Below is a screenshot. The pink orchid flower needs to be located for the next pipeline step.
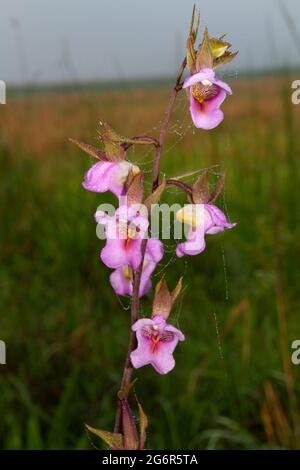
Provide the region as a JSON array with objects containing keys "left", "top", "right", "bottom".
[
  {"left": 95, "top": 205, "right": 149, "bottom": 270},
  {"left": 110, "top": 238, "right": 164, "bottom": 298},
  {"left": 83, "top": 160, "right": 140, "bottom": 196},
  {"left": 183, "top": 67, "right": 232, "bottom": 130},
  {"left": 130, "top": 315, "right": 185, "bottom": 375},
  {"left": 176, "top": 203, "right": 236, "bottom": 257}
]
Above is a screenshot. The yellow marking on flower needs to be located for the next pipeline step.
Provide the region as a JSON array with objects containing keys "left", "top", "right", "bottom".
[
  {"left": 176, "top": 205, "right": 204, "bottom": 228},
  {"left": 123, "top": 265, "right": 132, "bottom": 280},
  {"left": 131, "top": 164, "right": 140, "bottom": 177},
  {"left": 127, "top": 226, "right": 137, "bottom": 239}
]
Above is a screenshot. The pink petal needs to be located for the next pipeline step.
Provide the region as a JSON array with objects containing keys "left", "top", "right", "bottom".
[
  {"left": 189, "top": 90, "right": 226, "bottom": 130},
  {"left": 139, "top": 259, "right": 155, "bottom": 296},
  {"left": 201, "top": 88, "right": 227, "bottom": 112},
  {"left": 150, "top": 337, "right": 180, "bottom": 375},
  {"left": 130, "top": 345, "right": 153, "bottom": 369},
  {"left": 126, "top": 238, "right": 143, "bottom": 270},
  {"left": 100, "top": 239, "right": 129, "bottom": 268},
  {"left": 139, "top": 276, "right": 152, "bottom": 297},
  {"left": 145, "top": 238, "right": 164, "bottom": 263},
  {"left": 176, "top": 227, "right": 206, "bottom": 257},
  {"left": 132, "top": 318, "right": 155, "bottom": 331},
  {"left": 109, "top": 267, "right": 132, "bottom": 296},
  {"left": 214, "top": 77, "right": 233, "bottom": 95},
  {"left": 131, "top": 317, "right": 185, "bottom": 375},
  {"left": 205, "top": 204, "right": 237, "bottom": 234},
  {"left": 164, "top": 324, "right": 185, "bottom": 342},
  {"left": 151, "top": 353, "right": 176, "bottom": 375},
  {"left": 82, "top": 161, "right": 116, "bottom": 193},
  {"left": 94, "top": 210, "right": 112, "bottom": 225},
  {"left": 183, "top": 68, "right": 216, "bottom": 88}
]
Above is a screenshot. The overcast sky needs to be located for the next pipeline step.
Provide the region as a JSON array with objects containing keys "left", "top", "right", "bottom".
[{"left": 0, "top": 0, "right": 299, "bottom": 84}]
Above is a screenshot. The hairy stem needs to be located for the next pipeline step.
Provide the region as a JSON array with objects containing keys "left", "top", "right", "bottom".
[{"left": 114, "top": 57, "right": 187, "bottom": 434}]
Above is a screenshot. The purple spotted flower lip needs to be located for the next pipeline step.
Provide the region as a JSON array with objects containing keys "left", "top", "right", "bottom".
[
  {"left": 176, "top": 203, "right": 236, "bottom": 257},
  {"left": 183, "top": 67, "right": 232, "bottom": 130},
  {"left": 130, "top": 315, "right": 185, "bottom": 375},
  {"left": 95, "top": 205, "right": 149, "bottom": 270},
  {"left": 109, "top": 238, "right": 164, "bottom": 298},
  {"left": 82, "top": 160, "right": 140, "bottom": 196}
]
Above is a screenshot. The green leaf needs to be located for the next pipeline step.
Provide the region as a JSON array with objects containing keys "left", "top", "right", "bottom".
[
  {"left": 69, "top": 138, "right": 107, "bottom": 160},
  {"left": 152, "top": 278, "right": 172, "bottom": 320},
  {"left": 186, "top": 5, "right": 200, "bottom": 73},
  {"left": 186, "top": 37, "right": 197, "bottom": 73},
  {"left": 207, "top": 175, "right": 226, "bottom": 203},
  {"left": 85, "top": 424, "right": 123, "bottom": 449},
  {"left": 126, "top": 172, "right": 144, "bottom": 205},
  {"left": 121, "top": 399, "right": 139, "bottom": 450},
  {"left": 213, "top": 50, "right": 238, "bottom": 69},
  {"left": 196, "top": 27, "right": 213, "bottom": 70},
  {"left": 189, "top": 4, "right": 200, "bottom": 42},
  {"left": 171, "top": 277, "right": 183, "bottom": 305},
  {"left": 118, "top": 378, "right": 138, "bottom": 401},
  {"left": 98, "top": 121, "right": 124, "bottom": 161},
  {"left": 192, "top": 170, "right": 209, "bottom": 203},
  {"left": 137, "top": 401, "right": 148, "bottom": 450}
]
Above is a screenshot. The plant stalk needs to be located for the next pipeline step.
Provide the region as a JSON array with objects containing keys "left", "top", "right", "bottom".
[{"left": 114, "top": 57, "right": 187, "bottom": 434}]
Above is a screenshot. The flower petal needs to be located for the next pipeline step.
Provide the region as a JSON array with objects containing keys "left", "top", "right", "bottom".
[
  {"left": 183, "top": 68, "right": 216, "bottom": 88},
  {"left": 126, "top": 238, "right": 143, "bottom": 270},
  {"left": 176, "top": 226, "right": 206, "bottom": 257},
  {"left": 151, "top": 353, "right": 176, "bottom": 375},
  {"left": 145, "top": 238, "right": 164, "bottom": 263},
  {"left": 100, "top": 239, "right": 129, "bottom": 268},
  {"left": 130, "top": 346, "right": 153, "bottom": 370},
  {"left": 164, "top": 324, "right": 185, "bottom": 342},
  {"left": 189, "top": 90, "right": 226, "bottom": 130},
  {"left": 132, "top": 318, "right": 155, "bottom": 331},
  {"left": 131, "top": 317, "right": 184, "bottom": 375},
  {"left": 205, "top": 204, "right": 237, "bottom": 234},
  {"left": 214, "top": 77, "right": 233, "bottom": 95},
  {"left": 109, "top": 267, "right": 132, "bottom": 296},
  {"left": 82, "top": 161, "right": 116, "bottom": 193}
]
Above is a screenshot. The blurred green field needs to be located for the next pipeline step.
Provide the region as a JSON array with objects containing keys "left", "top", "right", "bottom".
[{"left": 0, "top": 73, "right": 300, "bottom": 450}]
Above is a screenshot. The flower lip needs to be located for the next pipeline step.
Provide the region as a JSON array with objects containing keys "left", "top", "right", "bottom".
[
  {"left": 141, "top": 321, "right": 175, "bottom": 354},
  {"left": 130, "top": 315, "right": 185, "bottom": 374}
]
